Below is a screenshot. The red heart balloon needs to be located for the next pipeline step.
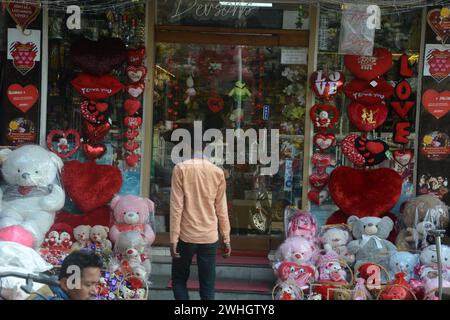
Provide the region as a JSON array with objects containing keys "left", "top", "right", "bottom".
[
  {"left": 80, "top": 100, "right": 108, "bottom": 124},
  {"left": 82, "top": 142, "right": 106, "bottom": 161},
  {"left": 71, "top": 74, "right": 124, "bottom": 100},
  {"left": 82, "top": 120, "right": 111, "bottom": 142},
  {"left": 127, "top": 48, "right": 146, "bottom": 66},
  {"left": 207, "top": 95, "right": 225, "bottom": 113},
  {"left": 313, "top": 133, "right": 336, "bottom": 151},
  {"left": 124, "top": 116, "right": 142, "bottom": 130},
  {"left": 341, "top": 134, "right": 366, "bottom": 167},
  {"left": 127, "top": 82, "right": 145, "bottom": 98},
  {"left": 126, "top": 66, "right": 147, "bottom": 83},
  {"left": 47, "top": 129, "right": 81, "bottom": 159},
  {"left": 309, "top": 172, "right": 330, "bottom": 190},
  {"left": 124, "top": 130, "right": 139, "bottom": 140},
  {"left": 347, "top": 102, "right": 388, "bottom": 132},
  {"left": 124, "top": 99, "right": 141, "bottom": 116},
  {"left": 329, "top": 166, "right": 402, "bottom": 217},
  {"left": 310, "top": 70, "right": 345, "bottom": 100},
  {"left": 310, "top": 104, "right": 340, "bottom": 131},
  {"left": 7, "top": 84, "right": 39, "bottom": 113},
  {"left": 61, "top": 160, "right": 122, "bottom": 212},
  {"left": 124, "top": 141, "right": 139, "bottom": 152},
  {"left": 125, "top": 154, "right": 140, "bottom": 167},
  {"left": 393, "top": 149, "right": 414, "bottom": 167},
  {"left": 344, "top": 48, "right": 393, "bottom": 81},
  {"left": 344, "top": 78, "right": 394, "bottom": 105}
]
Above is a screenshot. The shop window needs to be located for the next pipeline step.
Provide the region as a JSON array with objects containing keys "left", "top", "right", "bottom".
[
  {"left": 151, "top": 9, "right": 310, "bottom": 236},
  {"left": 45, "top": 3, "right": 146, "bottom": 196},
  {"left": 313, "top": 6, "right": 423, "bottom": 224}
]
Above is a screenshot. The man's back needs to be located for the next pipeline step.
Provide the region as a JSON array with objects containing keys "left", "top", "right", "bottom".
[{"left": 170, "top": 158, "right": 230, "bottom": 244}]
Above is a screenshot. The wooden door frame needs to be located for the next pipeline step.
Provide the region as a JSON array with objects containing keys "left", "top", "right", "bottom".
[{"left": 148, "top": 5, "right": 319, "bottom": 253}]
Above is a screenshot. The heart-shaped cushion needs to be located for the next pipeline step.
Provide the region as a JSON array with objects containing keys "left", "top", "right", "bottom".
[
  {"left": 310, "top": 70, "right": 345, "bottom": 100},
  {"left": 70, "top": 37, "right": 127, "bottom": 76},
  {"left": 71, "top": 74, "right": 124, "bottom": 100},
  {"left": 126, "top": 66, "right": 147, "bottom": 83},
  {"left": 124, "top": 99, "right": 141, "bottom": 116},
  {"left": 61, "top": 160, "right": 122, "bottom": 212},
  {"left": 347, "top": 102, "right": 388, "bottom": 132},
  {"left": 344, "top": 48, "right": 393, "bottom": 81},
  {"left": 341, "top": 134, "right": 366, "bottom": 167},
  {"left": 309, "top": 172, "right": 329, "bottom": 190},
  {"left": 127, "top": 82, "right": 145, "bottom": 99},
  {"left": 82, "top": 120, "right": 111, "bottom": 142},
  {"left": 80, "top": 100, "right": 108, "bottom": 124},
  {"left": 329, "top": 166, "right": 402, "bottom": 217},
  {"left": 82, "top": 142, "right": 107, "bottom": 161},
  {"left": 344, "top": 78, "right": 394, "bottom": 105},
  {"left": 393, "top": 149, "right": 414, "bottom": 167},
  {"left": 355, "top": 136, "right": 389, "bottom": 166},
  {"left": 310, "top": 104, "right": 340, "bottom": 131},
  {"left": 313, "top": 133, "right": 336, "bottom": 151}
]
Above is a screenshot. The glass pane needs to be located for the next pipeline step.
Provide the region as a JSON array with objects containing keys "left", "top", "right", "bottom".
[
  {"left": 314, "top": 6, "right": 423, "bottom": 225},
  {"left": 157, "top": 0, "right": 310, "bottom": 30},
  {"left": 151, "top": 42, "right": 308, "bottom": 236},
  {"left": 46, "top": 4, "right": 146, "bottom": 196}
]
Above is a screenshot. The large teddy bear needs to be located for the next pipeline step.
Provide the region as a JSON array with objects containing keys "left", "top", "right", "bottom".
[
  {"left": 347, "top": 216, "right": 397, "bottom": 277},
  {"left": 0, "top": 145, "right": 65, "bottom": 248},
  {"left": 109, "top": 195, "right": 155, "bottom": 245},
  {"left": 396, "top": 194, "right": 449, "bottom": 251}
]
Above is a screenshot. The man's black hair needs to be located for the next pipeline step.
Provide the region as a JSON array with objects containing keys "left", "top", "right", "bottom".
[{"left": 59, "top": 250, "right": 103, "bottom": 280}]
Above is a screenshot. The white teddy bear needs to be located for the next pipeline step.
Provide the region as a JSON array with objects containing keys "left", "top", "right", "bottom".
[
  {"left": 321, "top": 227, "right": 355, "bottom": 265},
  {"left": 0, "top": 145, "right": 65, "bottom": 248}
]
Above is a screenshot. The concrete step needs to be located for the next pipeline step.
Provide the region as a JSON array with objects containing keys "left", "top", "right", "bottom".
[
  {"left": 150, "top": 254, "right": 276, "bottom": 282},
  {"left": 148, "top": 275, "right": 273, "bottom": 300}
]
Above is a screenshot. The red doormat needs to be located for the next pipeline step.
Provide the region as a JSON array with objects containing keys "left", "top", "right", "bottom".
[{"left": 167, "top": 279, "right": 272, "bottom": 293}]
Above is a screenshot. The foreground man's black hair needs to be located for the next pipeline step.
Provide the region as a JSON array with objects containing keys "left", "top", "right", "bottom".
[{"left": 59, "top": 250, "right": 103, "bottom": 280}]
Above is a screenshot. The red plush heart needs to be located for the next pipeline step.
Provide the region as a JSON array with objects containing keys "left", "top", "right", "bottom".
[
  {"left": 71, "top": 74, "right": 124, "bottom": 100},
  {"left": 393, "top": 149, "right": 414, "bottom": 167},
  {"left": 80, "top": 100, "right": 108, "bottom": 124},
  {"left": 47, "top": 129, "right": 81, "bottom": 159},
  {"left": 7, "top": 84, "right": 39, "bottom": 113},
  {"left": 124, "top": 116, "right": 143, "bottom": 130},
  {"left": 96, "top": 102, "right": 109, "bottom": 112},
  {"left": 310, "top": 104, "right": 340, "bottom": 131},
  {"left": 126, "top": 66, "right": 147, "bottom": 83},
  {"left": 127, "top": 82, "right": 145, "bottom": 98},
  {"left": 341, "top": 134, "right": 366, "bottom": 167},
  {"left": 61, "top": 160, "right": 123, "bottom": 212},
  {"left": 124, "top": 141, "right": 139, "bottom": 152},
  {"left": 208, "top": 95, "right": 224, "bottom": 113},
  {"left": 124, "top": 99, "right": 141, "bottom": 116},
  {"left": 427, "top": 9, "right": 450, "bottom": 45},
  {"left": 355, "top": 136, "right": 389, "bottom": 166},
  {"left": 422, "top": 89, "right": 450, "bottom": 119},
  {"left": 329, "top": 166, "right": 402, "bottom": 217},
  {"left": 82, "top": 120, "right": 111, "bottom": 142},
  {"left": 313, "top": 133, "right": 336, "bottom": 151},
  {"left": 308, "top": 189, "right": 328, "bottom": 206},
  {"left": 310, "top": 70, "right": 345, "bottom": 100},
  {"left": 125, "top": 154, "right": 141, "bottom": 167},
  {"left": 344, "top": 48, "right": 393, "bottom": 81},
  {"left": 347, "top": 102, "right": 388, "bottom": 132},
  {"left": 344, "top": 78, "right": 394, "bottom": 105},
  {"left": 312, "top": 153, "right": 332, "bottom": 168},
  {"left": 309, "top": 172, "right": 330, "bottom": 190},
  {"left": 127, "top": 48, "right": 146, "bottom": 66},
  {"left": 70, "top": 37, "right": 127, "bottom": 76},
  {"left": 82, "top": 142, "right": 106, "bottom": 161},
  {"left": 124, "top": 130, "right": 139, "bottom": 140}
]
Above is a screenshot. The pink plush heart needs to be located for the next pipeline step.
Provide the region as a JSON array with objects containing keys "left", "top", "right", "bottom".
[
  {"left": 127, "top": 82, "right": 145, "bottom": 98},
  {"left": 312, "top": 153, "right": 332, "bottom": 168},
  {"left": 126, "top": 66, "right": 147, "bottom": 83},
  {"left": 313, "top": 133, "right": 336, "bottom": 151},
  {"left": 309, "top": 172, "right": 330, "bottom": 190},
  {"left": 124, "top": 116, "right": 143, "bottom": 130}
]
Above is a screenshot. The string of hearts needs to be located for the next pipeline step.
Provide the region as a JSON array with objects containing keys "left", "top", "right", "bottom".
[{"left": 123, "top": 47, "right": 146, "bottom": 168}]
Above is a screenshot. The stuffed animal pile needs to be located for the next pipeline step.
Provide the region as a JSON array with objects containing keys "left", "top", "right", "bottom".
[{"left": 273, "top": 194, "right": 450, "bottom": 301}]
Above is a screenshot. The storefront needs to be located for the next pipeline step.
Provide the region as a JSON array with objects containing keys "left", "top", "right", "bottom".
[{"left": 0, "top": 0, "right": 449, "bottom": 287}]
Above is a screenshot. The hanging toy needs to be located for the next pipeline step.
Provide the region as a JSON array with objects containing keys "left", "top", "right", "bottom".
[
  {"left": 228, "top": 80, "right": 252, "bottom": 102},
  {"left": 184, "top": 75, "right": 196, "bottom": 104}
]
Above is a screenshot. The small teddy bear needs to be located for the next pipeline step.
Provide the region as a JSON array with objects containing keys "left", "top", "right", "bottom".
[
  {"left": 418, "top": 244, "right": 450, "bottom": 281},
  {"left": 317, "top": 253, "right": 347, "bottom": 283},
  {"left": 71, "top": 225, "right": 91, "bottom": 251},
  {"left": 276, "top": 236, "right": 318, "bottom": 266},
  {"left": 320, "top": 226, "right": 355, "bottom": 264},
  {"left": 389, "top": 251, "right": 419, "bottom": 281},
  {"left": 110, "top": 195, "right": 156, "bottom": 245}
]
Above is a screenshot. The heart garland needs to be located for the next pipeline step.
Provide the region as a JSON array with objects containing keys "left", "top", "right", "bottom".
[
  {"left": 126, "top": 66, "right": 147, "bottom": 83},
  {"left": 47, "top": 129, "right": 81, "bottom": 159}
]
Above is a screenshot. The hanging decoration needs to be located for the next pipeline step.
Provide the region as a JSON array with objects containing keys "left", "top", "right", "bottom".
[
  {"left": 424, "top": 46, "right": 450, "bottom": 83},
  {"left": 66, "top": 5, "right": 81, "bottom": 30},
  {"left": 6, "top": 0, "right": 41, "bottom": 33},
  {"left": 422, "top": 89, "right": 450, "bottom": 120},
  {"left": 46, "top": 129, "right": 81, "bottom": 159},
  {"left": 427, "top": 7, "right": 450, "bottom": 45},
  {"left": 7, "top": 83, "right": 39, "bottom": 113}
]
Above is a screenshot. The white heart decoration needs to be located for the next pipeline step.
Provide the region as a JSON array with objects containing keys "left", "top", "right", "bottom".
[
  {"left": 128, "top": 71, "right": 143, "bottom": 83},
  {"left": 317, "top": 138, "right": 333, "bottom": 150}
]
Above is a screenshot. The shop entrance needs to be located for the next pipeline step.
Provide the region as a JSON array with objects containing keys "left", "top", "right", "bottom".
[{"left": 150, "top": 24, "right": 310, "bottom": 253}]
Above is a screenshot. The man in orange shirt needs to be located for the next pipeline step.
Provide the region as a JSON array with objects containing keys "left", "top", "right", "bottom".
[{"left": 170, "top": 135, "right": 231, "bottom": 300}]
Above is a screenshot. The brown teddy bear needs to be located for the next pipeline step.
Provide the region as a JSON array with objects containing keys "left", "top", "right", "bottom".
[
  {"left": 90, "top": 225, "right": 113, "bottom": 254},
  {"left": 396, "top": 194, "right": 449, "bottom": 251}
]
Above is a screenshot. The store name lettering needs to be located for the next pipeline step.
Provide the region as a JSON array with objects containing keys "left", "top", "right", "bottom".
[{"left": 171, "top": 0, "right": 256, "bottom": 20}]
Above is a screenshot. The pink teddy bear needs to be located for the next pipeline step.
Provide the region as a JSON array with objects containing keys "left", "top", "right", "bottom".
[{"left": 109, "top": 195, "right": 156, "bottom": 245}]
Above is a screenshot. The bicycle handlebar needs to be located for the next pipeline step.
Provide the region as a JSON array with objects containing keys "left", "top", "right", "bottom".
[{"left": 0, "top": 272, "right": 60, "bottom": 287}]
